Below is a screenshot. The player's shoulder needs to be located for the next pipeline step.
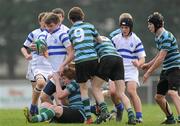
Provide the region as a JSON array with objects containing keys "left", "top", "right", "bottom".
[
  {"left": 111, "top": 32, "right": 122, "bottom": 41},
  {"left": 60, "top": 24, "right": 69, "bottom": 32},
  {"left": 67, "top": 80, "right": 79, "bottom": 90},
  {"left": 31, "top": 28, "right": 43, "bottom": 34},
  {"left": 161, "top": 30, "right": 175, "bottom": 41},
  {"left": 109, "top": 28, "right": 121, "bottom": 39},
  {"left": 83, "top": 22, "right": 95, "bottom": 28},
  {"left": 38, "top": 29, "right": 48, "bottom": 36},
  {"left": 131, "top": 32, "right": 141, "bottom": 42},
  {"left": 28, "top": 28, "right": 44, "bottom": 39},
  {"left": 37, "top": 29, "right": 49, "bottom": 39}
]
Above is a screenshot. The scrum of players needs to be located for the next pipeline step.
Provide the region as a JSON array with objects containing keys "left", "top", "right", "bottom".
[{"left": 21, "top": 7, "right": 180, "bottom": 125}]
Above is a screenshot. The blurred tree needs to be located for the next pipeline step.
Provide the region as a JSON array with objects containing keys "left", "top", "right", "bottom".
[{"left": 0, "top": 0, "right": 34, "bottom": 78}]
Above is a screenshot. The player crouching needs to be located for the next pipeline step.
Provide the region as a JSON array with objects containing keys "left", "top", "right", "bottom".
[{"left": 24, "top": 67, "right": 86, "bottom": 124}]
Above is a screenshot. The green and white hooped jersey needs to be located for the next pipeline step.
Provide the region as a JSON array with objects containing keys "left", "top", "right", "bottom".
[
  {"left": 94, "top": 36, "right": 119, "bottom": 59},
  {"left": 66, "top": 80, "right": 86, "bottom": 119},
  {"left": 68, "top": 21, "right": 99, "bottom": 63},
  {"left": 155, "top": 30, "right": 180, "bottom": 70}
]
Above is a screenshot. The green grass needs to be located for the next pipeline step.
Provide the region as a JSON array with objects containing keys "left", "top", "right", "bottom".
[{"left": 0, "top": 104, "right": 179, "bottom": 126}]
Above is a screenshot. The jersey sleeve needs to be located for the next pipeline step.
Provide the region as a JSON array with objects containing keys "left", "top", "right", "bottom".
[
  {"left": 23, "top": 32, "right": 34, "bottom": 47},
  {"left": 91, "top": 24, "right": 99, "bottom": 37},
  {"left": 134, "top": 36, "right": 146, "bottom": 58},
  {"left": 59, "top": 32, "right": 71, "bottom": 48},
  {"left": 160, "top": 39, "right": 171, "bottom": 51},
  {"left": 38, "top": 31, "right": 48, "bottom": 43}
]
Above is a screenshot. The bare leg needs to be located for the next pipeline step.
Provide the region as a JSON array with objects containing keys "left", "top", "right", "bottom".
[
  {"left": 168, "top": 90, "right": 180, "bottom": 115},
  {"left": 109, "top": 81, "right": 124, "bottom": 122},
  {"left": 109, "top": 81, "right": 121, "bottom": 105},
  {"left": 30, "top": 74, "right": 46, "bottom": 115},
  {"left": 114, "top": 80, "right": 136, "bottom": 124},
  {"left": 31, "top": 81, "right": 36, "bottom": 102},
  {"left": 32, "top": 74, "right": 46, "bottom": 105},
  {"left": 91, "top": 76, "right": 105, "bottom": 104},
  {"left": 40, "top": 92, "right": 53, "bottom": 104},
  {"left": 154, "top": 94, "right": 176, "bottom": 124},
  {"left": 154, "top": 94, "right": 173, "bottom": 116},
  {"left": 127, "top": 81, "right": 142, "bottom": 120},
  {"left": 91, "top": 76, "right": 110, "bottom": 124},
  {"left": 114, "top": 80, "right": 131, "bottom": 109}
]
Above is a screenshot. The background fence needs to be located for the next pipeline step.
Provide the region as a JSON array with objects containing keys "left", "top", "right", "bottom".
[{"left": 1, "top": 76, "right": 178, "bottom": 108}]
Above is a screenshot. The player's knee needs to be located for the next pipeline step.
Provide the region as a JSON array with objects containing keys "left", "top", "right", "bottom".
[
  {"left": 49, "top": 105, "right": 56, "bottom": 110},
  {"left": 118, "top": 92, "right": 125, "bottom": 99},
  {"left": 40, "top": 92, "right": 49, "bottom": 103},
  {"left": 154, "top": 94, "right": 164, "bottom": 102},
  {"left": 49, "top": 105, "right": 63, "bottom": 117},
  {"left": 102, "top": 90, "right": 110, "bottom": 98},
  {"left": 36, "top": 77, "right": 46, "bottom": 89},
  {"left": 167, "top": 90, "right": 178, "bottom": 98},
  {"left": 127, "top": 89, "right": 137, "bottom": 98},
  {"left": 41, "top": 102, "right": 52, "bottom": 108},
  {"left": 37, "top": 81, "right": 46, "bottom": 89},
  {"left": 109, "top": 89, "right": 116, "bottom": 97}
]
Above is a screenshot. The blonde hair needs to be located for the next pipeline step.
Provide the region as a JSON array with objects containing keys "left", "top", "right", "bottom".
[{"left": 38, "top": 12, "right": 47, "bottom": 22}]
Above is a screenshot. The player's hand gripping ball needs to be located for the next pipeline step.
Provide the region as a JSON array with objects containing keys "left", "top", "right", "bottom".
[{"left": 35, "top": 39, "right": 48, "bottom": 57}]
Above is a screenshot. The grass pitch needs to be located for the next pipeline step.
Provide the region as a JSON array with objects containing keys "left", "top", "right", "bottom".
[{"left": 0, "top": 104, "right": 179, "bottom": 126}]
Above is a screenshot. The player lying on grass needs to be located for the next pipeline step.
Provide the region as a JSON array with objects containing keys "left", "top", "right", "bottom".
[{"left": 24, "top": 67, "right": 86, "bottom": 123}]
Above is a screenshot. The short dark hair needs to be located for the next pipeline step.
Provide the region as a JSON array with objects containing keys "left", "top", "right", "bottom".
[
  {"left": 68, "top": 7, "right": 85, "bottom": 22},
  {"left": 148, "top": 12, "right": 164, "bottom": 31},
  {"left": 120, "top": 18, "right": 133, "bottom": 32},
  {"left": 44, "top": 13, "right": 60, "bottom": 25},
  {"left": 52, "top": 8, "right": 65, "bottom": 17}
]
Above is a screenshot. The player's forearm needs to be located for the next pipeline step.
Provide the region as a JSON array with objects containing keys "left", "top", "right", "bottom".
[
  {"left": 62, "top": 53, "right": 74, "bottom": 67},
  {"left": 21, "top": 47, "right": 29, "bottom": 58},
  {"left": 148, "top": 53, "right": 159, "bottom": 66},
  {"left": 61, "top": 46, "right": 74, "bottom": 67},
  {"left": 147, "top": 56, "right": 163, "bottom": 74},
  {"left": 95, "top": 35, "right": 103, "bottom": 43},
  {"left": 56, "top": 86, "right": 67, "bottom": 99},
  {"left": 55, "top": 79, "right": 64, "bottom": 99},
  {"left": 138, "top": 57, "right": 145, "bottom": 67}
]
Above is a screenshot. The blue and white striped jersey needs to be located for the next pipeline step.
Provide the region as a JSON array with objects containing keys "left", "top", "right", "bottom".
[
  {"left": 23, "top": 28, "right": 53, "bottom": 79},
  {"left": 38, "top": 26, "right": 71, "bottom": 71},
  {"left": 155, "top": 30, "right": 180, "bottom": 70},
  {"left": 23, "top": 28, "right": 52, "bottom": 65},
  {"left": 24, "top": 28, "right": 43, "bottom": 50},
  {"left": 60, "top": 24, "right": 69, "bottom": 33},
  {"left": 112, "top": 32, "right": 146, "bottom": 67}
]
